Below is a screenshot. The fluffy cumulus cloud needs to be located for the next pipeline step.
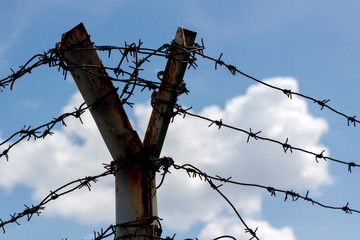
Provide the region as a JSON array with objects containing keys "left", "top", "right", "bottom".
[
  {"left": 0, "top": 77, "right": 331, "bottom": 239},
  {"left": 0, "top": 93, "right": 115, "bottom": 224},
  {"left": 136, "top": 77, "right": 332, "bottom": 238}
]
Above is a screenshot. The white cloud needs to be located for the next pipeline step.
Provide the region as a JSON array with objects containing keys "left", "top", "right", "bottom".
[
  {"left": 198, "top": 216, "right": 296, "bottom": 240},
  {"left": 137, "top": 77, "right": 331, "bottom": 235},
  {"left": 0, "top": 92, "right": 115, "bottom": 224},
  {"left": 0, "top": 77, "right": 331, "bottom": 239}
]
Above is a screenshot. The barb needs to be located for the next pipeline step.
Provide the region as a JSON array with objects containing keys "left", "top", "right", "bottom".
[
  {"left": 149, "top": 156, "right": 174, "bottom": 189},
  {"left": 173, "top": 105, "right": 360, "bottom": 172},
  {"left": 91, "top": 224, "right": 116, "bottom": 240}
]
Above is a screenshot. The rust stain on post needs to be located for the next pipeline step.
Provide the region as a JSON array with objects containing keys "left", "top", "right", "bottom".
[{"left": 60, "top": 22, "right": 153, "bottom": 238}]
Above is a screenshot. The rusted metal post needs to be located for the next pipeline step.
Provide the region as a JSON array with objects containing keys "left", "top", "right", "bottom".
[
  {"left": 137, "top": 29, "right": 196, "bottom": 235},
  {"left": 60, "top": 23, "right": 156, "bottom": 239},
  {"left": 144, "top": 27, "right": 197, "bottom": 157},
  {"left": 143, "top": 28, "right": 196, "bottom": 227}
]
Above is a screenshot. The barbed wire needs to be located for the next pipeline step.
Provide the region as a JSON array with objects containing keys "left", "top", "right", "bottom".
[
  {"left": 192, "top": 49, "right": 360, "bottom": 127},
  {"left": 172, "top": 105, "right": 360, "bottom": 173},
  {"left": 0, "top": 161, "right": 114, "bottom": 233},
  {"left": 0, "top": 40, "right": 204, "bottom": 161},
  {"left": 2, "top": 35, "right": 360, "bottom": 240},
  {"left": 153, "top": 158, "right": 358, "bottom": 214},
  {"left": 152, "top": 157, "right": 260, "bottom": 240},
  {"left": 0, "top": 154, "right": 252, "bottom": 239},
  {"left": 0, "top": 48, "right": 200, "bottom": 161},
  {"left": 77, "top": 216, "right": 163, "bottom": 240},
  {"left": 153, "top": 157, "right": 360, "bottom": 239},
  {"left": 0, "top": 42, "right": 163, "bottom": 108},
  {"left": 0, "top": 45, "right": 62, "bottom": 91},
  {"left": 2, "top": 37, "right": 359, "bottom": 128},
  {"left": 0, "top": 87, "right": 119, "bottom": 161},
  {"left": 64, "top": 222, "right": 240, "bottom": 240},
  {"left": 0, "top": 41, "right": 201, "bottom": 108},
  {"left": 60, "top": 39, "right": 202, "bottom": 106},
  {"left": 3, "top": 154, "right": 358, "bottom": 239},
  {"left": 62, "top": 40, "right": 167, "bottom": 107}
]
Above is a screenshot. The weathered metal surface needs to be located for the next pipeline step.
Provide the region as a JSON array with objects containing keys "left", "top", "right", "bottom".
[
  {"left": 143, "top": 27, "right": 197, "bottom": 158},
  {"left": 60, "top": 23, "right": 154, "bottom": 239},
  {"left": 142, "top": 28, "right": 196, "bottom": 233}
]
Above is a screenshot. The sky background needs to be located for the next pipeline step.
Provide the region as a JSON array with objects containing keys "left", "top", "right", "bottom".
[{"left": 0, "top": 0, "right": 360, "bottom": 239}]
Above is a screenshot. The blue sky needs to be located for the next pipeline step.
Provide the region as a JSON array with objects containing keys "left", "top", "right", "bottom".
[{"left": 1, "top": 1, "right": 360, "bottom": 239}]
